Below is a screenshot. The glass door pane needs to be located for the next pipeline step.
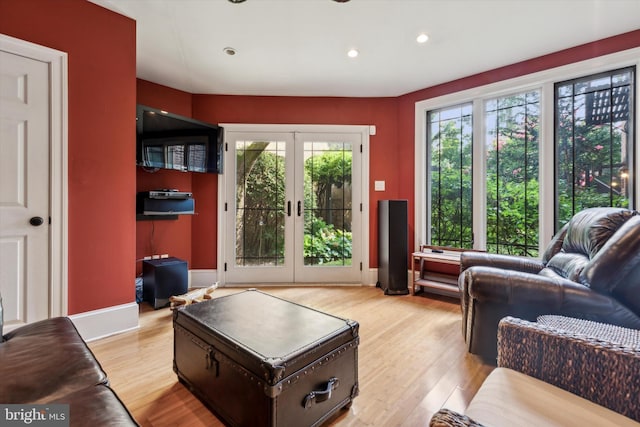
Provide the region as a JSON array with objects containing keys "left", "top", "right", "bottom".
[
  {"left": 224, "top": 129, "right": 362, "bottom": 284},
  {"left": 303, "top": 141, "right": 353, "bottom": 266},
  {"left": 236, "top": 140, "right": 286, "bottom": 266},
  {"left": 225, "top": 133, "right": 294, "bottom": 283},
  {"left": 295, "top": 133, "right": 361, "bottom": 283}
]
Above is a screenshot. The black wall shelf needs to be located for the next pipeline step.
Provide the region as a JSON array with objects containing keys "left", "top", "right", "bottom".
[{"left": 136, "top": 214, "right": 178, "bottom": 221}]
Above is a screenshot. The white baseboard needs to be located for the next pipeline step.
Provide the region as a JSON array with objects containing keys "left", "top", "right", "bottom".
[
  {"left": 369, "top": 268, "right": 414, "bottom": 288},
  {"left": 189, "top": 269, "right": 218, "bottom": 288},
  {"left": 69, "top": 302, "right": 139, "bottom": 342},
  {"left": 190, "top": 268, "right": 389, "bottom": 287},
  {"left": 368, "top": 268, "right": 378, "bottom": 285}
]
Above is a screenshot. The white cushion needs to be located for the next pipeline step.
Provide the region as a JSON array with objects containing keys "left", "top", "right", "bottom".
[{"left": 465, "top": 368, "right": 639, "bottom": 427}]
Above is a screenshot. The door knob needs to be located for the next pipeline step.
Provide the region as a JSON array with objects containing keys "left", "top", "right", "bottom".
[{"left": 29, "top": 216, "right": 44, "bottom": 226}]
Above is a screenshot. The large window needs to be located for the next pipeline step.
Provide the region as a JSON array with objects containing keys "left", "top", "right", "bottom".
[
  {"left": 485, "top": 91, "right": 540, "bottom": 256},
  {"left": 427, "top": 103, "right": 473, "bottom": 248},
  {"left": 426, "top": 93, "right": 541, "bottom": 254},
  {"left": 417, "top": 50, "right": 638, "bottom": 257},
  {"left": 555, "top": 67, "right": 635, "bottom": 229}
]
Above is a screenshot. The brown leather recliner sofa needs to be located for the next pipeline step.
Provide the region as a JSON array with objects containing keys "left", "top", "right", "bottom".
[
  {"left": 459, "top": 207, "right": 640, "bottom": 361},
  {"left": 0, "top": 313, "right": 138, "bottom": 426}
]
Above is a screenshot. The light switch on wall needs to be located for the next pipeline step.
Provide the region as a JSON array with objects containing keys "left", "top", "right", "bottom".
[{"left": 374, "top": 180, "right": 385, "bottom": 191}]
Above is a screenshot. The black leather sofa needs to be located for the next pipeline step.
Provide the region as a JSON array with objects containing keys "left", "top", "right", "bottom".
[
  {"left": 0, "top": 316, "right": 138, "bottom": 426},
  {"left": 459, "top": 207, "right": 640, "bottom": 360}
]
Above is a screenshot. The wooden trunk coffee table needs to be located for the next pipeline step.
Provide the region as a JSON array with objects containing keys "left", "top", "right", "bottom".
[{"left": 173, "top": 289, "right": 359, "bottom": 427}]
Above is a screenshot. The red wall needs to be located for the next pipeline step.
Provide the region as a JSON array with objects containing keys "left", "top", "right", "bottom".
[
  {"left": 0, "top": 0, "right": 137, "bottom": 314},
  {"left": 190, "top": 172, "right": 219, "bottom": 269}
]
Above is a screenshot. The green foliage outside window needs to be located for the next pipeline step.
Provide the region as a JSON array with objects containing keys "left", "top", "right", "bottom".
[
  {"left": 429, "top": 93, "right": 541, "bottom": 256},
  {"left": 485, "top": 92, "right": 540, "bottom": 256},
  {"left": 236, "top": 143, "right": 353, "bottom": 266},
  {"left": 236, "top": 143, "right": 285, "bottom": 264},
  {"left": 428, "top": 68, "right": 633, "bottom": 257},
  {"left": 556, "top": 72, "right": 632, "bottom": 229},
  {"left": 303, "top": 216, "right": 352, "bottom": 265},
  {"left": 304, "top": 149, "right": 353, "bottom": 265},
  {"left": 429, "top": 109, "right": 473, "bottom": 249}
]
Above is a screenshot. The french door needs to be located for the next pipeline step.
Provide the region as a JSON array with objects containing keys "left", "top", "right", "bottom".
[{"left": 223, "top": 127, "right": 364, "bottom": 284}]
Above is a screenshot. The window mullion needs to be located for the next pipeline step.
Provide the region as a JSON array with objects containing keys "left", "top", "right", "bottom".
[
  {"left": 472, "top": 99, "right": 485, "bottom": 251},
  {"left": 524, "top": 99, "right": 529, "bottom": 255}
]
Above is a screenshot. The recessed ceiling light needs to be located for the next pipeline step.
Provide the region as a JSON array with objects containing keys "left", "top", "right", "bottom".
[
  {"left": 347, "top": 49, "right": 359, "bottom": 58},
  {"left": 417, "top": 33, "right": 429, "bottom": 43},
  {"left": 223, "top": 47, "right": 237, "bottom": 56}
]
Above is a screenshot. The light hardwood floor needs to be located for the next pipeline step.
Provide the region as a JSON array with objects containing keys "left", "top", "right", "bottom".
[{"left": 89, "top": 286, "right": 493, "bottom": 426}]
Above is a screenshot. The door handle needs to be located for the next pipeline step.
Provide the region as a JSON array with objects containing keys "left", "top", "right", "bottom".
[
  {"left": 29, "top": 216, "right": 44, "bottom": 226},
  {"left": 287, "top": 201, "right": 291, "bottom": 217},
  {"left": 297, "top": 201, "right": 302, "bottom": 216}
]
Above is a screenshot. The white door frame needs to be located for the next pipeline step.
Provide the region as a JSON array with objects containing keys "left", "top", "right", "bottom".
[
  {"left": 223, "top": 131, "right": 296, "bottom": 283},
  {"left": 219, "top": 124, "right": 370, "bottom": 285},
  {"left": 0, "top": 34, "right": 68, "bottom": 317}
]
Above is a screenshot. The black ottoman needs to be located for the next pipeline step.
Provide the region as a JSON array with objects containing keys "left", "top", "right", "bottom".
[{"left": 173, "top": 289, "right": 359, "bottom": 427}]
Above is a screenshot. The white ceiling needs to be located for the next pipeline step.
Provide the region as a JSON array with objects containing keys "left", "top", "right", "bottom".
[{"left": 90, "top": 0, "right": 640, "bottom": 97}]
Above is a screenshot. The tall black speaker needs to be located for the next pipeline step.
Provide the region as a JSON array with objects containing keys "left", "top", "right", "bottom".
[
  {"left": 142, "top": 257, "right": 188, "bottom": 309},
  {"left": 377, "top": 200, "right": 408, "bottom": 295}
]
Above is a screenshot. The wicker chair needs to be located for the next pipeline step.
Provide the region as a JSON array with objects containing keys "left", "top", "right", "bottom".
[{"left": 430, "top": 316, "right": 640, "bottom": 427}]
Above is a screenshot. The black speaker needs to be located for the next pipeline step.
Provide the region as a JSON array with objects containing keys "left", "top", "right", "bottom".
[
  {"left": 142, "top": 257, "right": 188, "bottom": 309},
  {"left": 377, "top": 200, "right": 408, "bottom": 295}
]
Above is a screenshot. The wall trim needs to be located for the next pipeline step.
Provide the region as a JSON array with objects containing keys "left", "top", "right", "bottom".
[
  {"left": 367, "top": 268, "right": 378, "bottom": 286},
  {"left": 190, "top": 269, "right": 218, "bottom": 288},
  {"left": 69, "top": 302, "right": 139, "bottom": 342},
  {"left": 368, "top": 268, "right": 413, "bottom": 289}
]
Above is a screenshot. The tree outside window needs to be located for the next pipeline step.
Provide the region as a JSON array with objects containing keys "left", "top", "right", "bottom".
[
  {"left": 424, "top": 65, "right": 635, "bottom": 257},
  {"left": 555, "top": 67, "right": 634, "bottom": 230},
  {"left": 485, "top": 91, "right": 540, "bottom": 256},
  {"left": 427, "top": 104, "right": 473, "bottom": 248},
  {"left": 235, "top": 141, "right": 353, "bottom": 267}
]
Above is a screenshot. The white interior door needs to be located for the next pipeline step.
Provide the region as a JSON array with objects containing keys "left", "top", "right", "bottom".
[
  {"left": 223, "top": 128, "right": 363, "bottom": 284},
  {"left": 0, "top": 50, "right": 51, "bottom": 330}
]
